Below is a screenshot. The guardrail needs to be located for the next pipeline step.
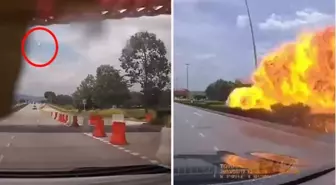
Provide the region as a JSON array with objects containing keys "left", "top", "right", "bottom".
[{"left": 12, "top": 103, "right": 28, "bottom": 112}]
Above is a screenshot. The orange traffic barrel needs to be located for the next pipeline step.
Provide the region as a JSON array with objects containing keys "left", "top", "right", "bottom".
[
  {"left": 93, "top": 119, "right": 106, "bottom": 137},
  {"left": 145, "top": 113, "right": 152, "bottom": 123},
  {"left": 109, "top": 121, "right": 127, "bottom": 145},
  {"left": 89, "top": 115, "right": 101, "bottom": 125}
]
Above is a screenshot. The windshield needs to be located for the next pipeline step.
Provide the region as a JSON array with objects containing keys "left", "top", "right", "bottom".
[
  {"left": 173, "top": 0, "right": 334, "bottom": 184},
  {"left": 1, "top": 0, "right": 171, "bottom": 175}
]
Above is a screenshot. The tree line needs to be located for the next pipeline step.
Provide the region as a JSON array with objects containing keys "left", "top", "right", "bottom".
[
  {"left": 205, "top": 79, "right": 251, "bottom": 101},
  {"left": 44, "top": 31, "right": 171, "bottom": 111}
]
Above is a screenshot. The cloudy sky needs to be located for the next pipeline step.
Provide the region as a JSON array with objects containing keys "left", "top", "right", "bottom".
[
  {"left": 174, "top": 0, "right": 335, "bottom": 90},
  {"left": 17, "top": 15, "right": 171, "bottom": 96}
]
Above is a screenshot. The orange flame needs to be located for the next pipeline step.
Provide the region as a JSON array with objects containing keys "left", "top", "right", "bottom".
[{"left": 227, "top": 26, "right": 335, "bottom": 114}]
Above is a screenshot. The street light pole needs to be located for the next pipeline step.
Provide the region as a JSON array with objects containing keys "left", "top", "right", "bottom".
[
  {"left": 185, "top": 63, "right": 189, "bottom": 90},
  {"left": 244, "top": 0, "right": 258, "bottom": 69}
]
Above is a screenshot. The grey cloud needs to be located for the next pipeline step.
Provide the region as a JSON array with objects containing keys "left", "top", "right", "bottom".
[{"left": 258, "top": 9, "right": 334, "bottom": 31}]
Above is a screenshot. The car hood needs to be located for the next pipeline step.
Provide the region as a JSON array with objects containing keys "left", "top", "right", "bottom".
[{"left": 175, "top": 115, "right": 334, "bottom": 184}]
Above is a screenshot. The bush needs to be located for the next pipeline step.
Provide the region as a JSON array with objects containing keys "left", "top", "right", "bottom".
[
  {"left": 270, "top": 103, "right": 311, "bottom": 126},
  {"left": 124, "top": 109, "right": 147, "bottom": 119},
  {"left": 89, "top": 109, "right": 124, "bottom": 117},
  {"left": 149, "top": 108, "right": 171, "bottom": 126},
  {"left": 205, "top": 100, "right": 224, "bottom": 106}
]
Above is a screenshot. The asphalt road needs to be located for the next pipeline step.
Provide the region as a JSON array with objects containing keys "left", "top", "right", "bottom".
[
  {"left": 174, "top": 103, "right": 334, "bottom": 168},
  {"left": 0, "top": 104, "right": 159, "bottom": 171}
]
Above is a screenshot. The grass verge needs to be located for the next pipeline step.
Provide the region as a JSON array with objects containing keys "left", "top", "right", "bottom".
[{"left": 176, "top": 100, "right": 334, "bottom": 133}]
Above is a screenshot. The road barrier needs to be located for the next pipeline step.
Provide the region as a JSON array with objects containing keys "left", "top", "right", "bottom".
[
  {"left": 62, "top": 114, "right": 65, "bottom": 123},
  {"left": 66, "top": 114, "right": 70, "bottom": 124},
  {"left": 60, "top": 114, "right": 64, "bottom": 123},
  {"left": 54, "top": 112, "right": 58, "bottom": 119},
  {"left": 64, "top": 114, "right": 70, "bottom": 126},
  {"left": 12, "top": 103, "right": 28, "bottom": 112},
  {"left": 81, "top": 115, "right": 91, "bottom": 132},
  {"left": 70, "top": 115, "right": 79, "bottom": 127},
  {"left": 112, "top": 114, "right": 124, "bottom": 122},
  {"left": 63, "top": 114, "right": 66, "bottom": 123},
  {"left": 109, "top": 121, "right": 127, "bottom": 145},
  {"left": 93, "top": 119, "right": 106, "bottom": 137},
  {"left": 156, "top": 127, "right": 171, "bottom": 165},
  {"left": 65, "top": 115, "right": 68, "bottom": 123},
  {"left": 58, "top": 113, "right": 62, "bottom": 122}
]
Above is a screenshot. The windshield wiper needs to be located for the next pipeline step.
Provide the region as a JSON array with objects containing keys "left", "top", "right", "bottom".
[{"left": 0, "top": 165, "right": 170, "bottom": 178}]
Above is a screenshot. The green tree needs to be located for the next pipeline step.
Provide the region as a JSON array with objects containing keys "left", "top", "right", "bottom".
[
  {"left": 40, "top": 100, "right": 47, "bottom": 103},
  {"left": 124, "top": 91, "right": 143, "bottom": 108},
  {"left": 92, "top": 65, "right": 130, "bottom": 108},
  {"left": 205, "top": 79, "right": 237, "bottom": 101},
  {"left": 44, "top": 91, "right": 56, "bottom": 103},
  {"left": 72, "top": 74, "right": 96, "bottom": 110},
  {"left": 119, "top": 31, "right": 170, "bottom": 111},
  {"left": 55, "top": 94, "right": 73, "bottom": 105},
  {"left": 159, "top": 89, "right": 171, "bottom": 107}
]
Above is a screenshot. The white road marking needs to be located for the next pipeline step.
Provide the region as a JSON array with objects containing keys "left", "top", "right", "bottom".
[
  {"left": 186, "top": 120, "right": 189, "bottom": 123},
  {"left": 214, "top": 146, "right": 219, "bottom": 151},
  {"left": 101, "top": 140, "right": 110, "bottom": 144},
  {"left": 191, "top": 125, "right": 195, "bottom": 128},
  {"left": 199, "top": 133, "right": 205, "bottom": 137},
  {"left": 82, "top": 132, "right": 166, "bottom": 167},
  {"left": 149, "top": 160, "right": 159, "bottom": 164},
  {"left": 11, "top": 136, "right": 15, "bottom": 139},
  {"left": 6, "top": 143, "right": 10, "bottom": 147},
  {"left": 141, "top": 156, "right": 148, "bottom": 160},
  {"left": 131, "top": 152, "right": 139, "bottom": 156},
  {"left": 0, "top": 155, "right": 3, "bottom": 163},
  {"left": 193, "top": 112, "right": 202, "bottom": 117}
]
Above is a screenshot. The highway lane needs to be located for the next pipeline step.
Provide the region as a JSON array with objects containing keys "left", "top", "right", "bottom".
[
  {"left": 174, "top": 103, "right": 334, "bottom": 168},
  {"left": 40, "top": 105, "right": 167, "bottom": 167},
  {"left": 0, "top": 104, "right": 156, "bottom": 171}
]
